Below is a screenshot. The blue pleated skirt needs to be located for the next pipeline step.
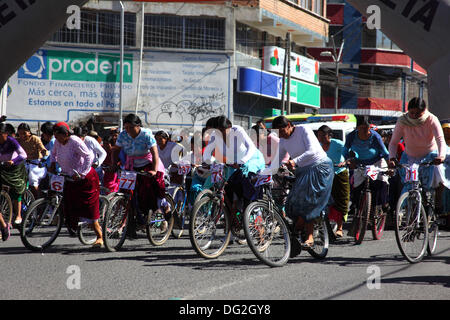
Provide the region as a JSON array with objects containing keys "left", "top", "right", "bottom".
[{"left": 286, "top": 157, "right": 334, "bottom": 222}]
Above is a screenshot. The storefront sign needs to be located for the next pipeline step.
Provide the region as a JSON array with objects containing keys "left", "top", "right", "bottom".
[
  {"left": 262, "top": 46, "right": 320, "bottom": 84},
  {"left": 237, "top": 67, "right": 320, "bottom": 108}
]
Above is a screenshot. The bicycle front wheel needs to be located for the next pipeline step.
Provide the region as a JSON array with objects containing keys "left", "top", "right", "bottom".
[
  {"left": 0, "top": 190, "right": 13, "bottom": 225},
  {"left": 20, "top": 198, "right": 62, "bottom": 251},
  {"left": 427, "top": 209, "right": 438, "bottom": 256},
  {"left": 243, "top": 201, "right": 290, "bottom": 267},
  {"left": 102, "top": 194, "right": 129, "bottom": 252},
  {"left": 146, "top": 194, "right": 174, "bottom": 246},
  {"left": 189, "top": 196, "right": 231, "bottom": 259},
  {"left": 78, "top": 195, "right": 109, "bottom": 245},
  {"left": 395, "top": 192, "right": 428, "bottom": 263},
  {"left": 171, "top": 187, "right": 187, "bottom": 239},
  {"left": 353, "top": 191, "right": 371, "bottom": 245},
  {"left": 371, "top": 207, "right": 387, "bottom": 240},
  {"left": 22, "top": 189, "right": 35, "bottom": 216}
]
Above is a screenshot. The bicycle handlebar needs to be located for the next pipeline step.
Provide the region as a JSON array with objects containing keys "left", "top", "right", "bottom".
[{"left": 393, "top": 161, "right": 434, "bottom": 169}]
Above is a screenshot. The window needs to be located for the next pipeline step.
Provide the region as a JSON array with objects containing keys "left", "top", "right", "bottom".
[
  {"left": 236, "top": 22, "right": 264, "bottom": 57},
  {"left": 314, "top": 0, "right": 323, "bottom": 16},
  {"left": 50, "top": 10, "right": 136, "bottom": 46},
  {"left": 361, "top": 25, "right": 377, "bottom": 48},
  {"left": 362, "top": 25, "right": 402, "bottom": 50},
  {"left": 300, "top": 0, "right": 312, "bottom": 11},
  {"left": 144, "top": 15, "right": 225, "bottom": 50}
]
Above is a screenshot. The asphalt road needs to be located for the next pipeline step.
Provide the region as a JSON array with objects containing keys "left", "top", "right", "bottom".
[{"left": 0, "top": 225, "right": 449, "bottom": 301}]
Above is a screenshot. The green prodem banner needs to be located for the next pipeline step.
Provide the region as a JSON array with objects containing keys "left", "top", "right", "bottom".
[{"left": 46, "top": 50, "right": 133, "bottom": 83}]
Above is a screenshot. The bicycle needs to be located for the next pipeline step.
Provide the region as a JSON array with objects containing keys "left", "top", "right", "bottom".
[
  {"left": 168, "top": 162, "right": 192, "bottom": 239},
  {"left": 20, "top": 171, "right": 77, "bottom": 251},
  {"left": 102, "top": 168, "right": 174, "bottom": 252},
  {"left": 0, "top": 185, "right": 13, "bottom": 235},
  {"left": 394, "top": 161, "right": 441, "bottom": 263},
  {"left": 0, "top": 161, "right": 33, "bottom": 228},
  {"left": 348, "top": 163, "right": 391, "bottom": 245},
  {"left": 189, "top": 163, "right": 249, "bottom": 259},
  {"left": 22, "top": 159, "right": 48, "bottom": 217},
  {"left": 242, "top": 167, "right": 330, "bottom": 267}
]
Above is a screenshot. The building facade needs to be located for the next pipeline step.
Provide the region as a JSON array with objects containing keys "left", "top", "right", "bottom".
[
  {"left": 307, "top": 0, "right": 427, "bottom": 119},
  {"left": 4, "top": 0, "right": 329, "bottom": 130}
]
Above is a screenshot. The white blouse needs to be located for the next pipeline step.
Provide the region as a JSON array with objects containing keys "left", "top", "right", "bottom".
[{"left": 277, "top": 125, "right": 327, "bottom": 168}]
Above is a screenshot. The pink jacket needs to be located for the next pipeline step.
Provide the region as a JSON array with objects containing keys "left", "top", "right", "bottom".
[{"left": 389, "top": 113, "right": 446, "bottom": 159}]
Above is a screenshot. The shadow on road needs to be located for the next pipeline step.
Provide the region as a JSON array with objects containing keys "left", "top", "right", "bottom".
[{"left": 381, "top": 275, "right": 450, "bottom": 288}]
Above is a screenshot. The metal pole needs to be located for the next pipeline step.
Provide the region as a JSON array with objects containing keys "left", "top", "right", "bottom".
[
  {"left": 135, "top": 3, "right": 145, "bottom": 114},
  {"left": 334, "top": 58, "right": 339, "bottom": 114},
  {"left": 281, "top": 41, "right": 288, "bottom": 115},
  {"left": 333, "top": 39, "right": 345, "bottom": 114},
  {"left": 119, "top": 1, "right": 125, "bottom": 131},
  {"left": 286, "top": 32, "right": 291, "bottom": 115}
]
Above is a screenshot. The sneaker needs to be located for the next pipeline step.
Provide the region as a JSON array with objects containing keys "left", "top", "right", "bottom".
[{"left": 1, "top": 223, "right": 11, "bottom": 242}]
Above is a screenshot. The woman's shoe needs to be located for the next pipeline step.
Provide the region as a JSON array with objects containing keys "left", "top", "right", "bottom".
[
  {"left": 335, "top": 230, "right": 344, "bottom": 238},
  {"left": 92, "top": 239, "right": 104, "bottom": 248},
  {"left": 300, "top": 240, "right": 314, "bottom": 249},
  {"left": 14, "top": 218, "right": 22, "bottom": 225},
  {"left": 1, "top": 223, "right": 11, "bottom": 242}
]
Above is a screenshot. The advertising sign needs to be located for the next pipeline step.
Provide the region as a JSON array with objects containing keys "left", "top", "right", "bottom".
[
  {"left": 6, "top": 48, "right": 231, "bottom": 127},
  {"left": 262, "top": 46, "right": 320, "bottom": 85},
  {"left": 237, "top": 67, "right": 320, "bottom": 108}
]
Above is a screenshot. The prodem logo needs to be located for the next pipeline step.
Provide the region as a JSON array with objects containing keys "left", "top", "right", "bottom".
[{"left": 19, "top": 50, "right": 133, "bottom": 83}]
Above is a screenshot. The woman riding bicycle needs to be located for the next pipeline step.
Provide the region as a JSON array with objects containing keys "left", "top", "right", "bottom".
[
  {"left": 388, "top": 97, "right": 449, "bottom": 212},
  {"left": 342, "top": 116, "right": 390, "bottom": 231},
  {"left": 73, "top": 126, "right": 107, "bottom": 183},
  {"left": 155, "top": 130, "right": 184, "bottom": 170},
  {"left": 271, "top": 116, "right": 334, "bottom": 249},
  {"left": 17, "top": 123, "right": 49, "bottom": 199},
  {"left": 317, "top": 125, "right": 350, "bottom": 238},
  {"left": 113, "top": 114, "right": 166, "bottom": 236},
  {"left": 187, "top": 118, "right": 219, "bottom": 206},
  {"left": 0, "top": 123, "right": 28, "bottom": 238},
  {"left": 49, "top": 122, "right": 103, "bottom": 248},
  {"left": 205, "top": 116, "right": 266, "bottom": 216}
]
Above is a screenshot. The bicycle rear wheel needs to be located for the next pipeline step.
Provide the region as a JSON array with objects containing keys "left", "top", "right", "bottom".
[
  {"left": 189, "top": 196, "right": 231, "bottom": 259},
  {"left": 307, "top": 215, "right": 329, "bottom": 259},
  {"left": 102, "top": 194, "right": 129, "bottom": 252},
  {"left": 146, "top": 194, "right": 174, "bottom": 246},
  {"left": 352, "top": 191, "right": 371, "bottom": 245},
  {"left": 395, "top": 192, "right": 428, "bottom": 263},
  {"left": 20, "top": 198, "right": 62, "bottom": 251},
  {"left": 243, "top": 201, "right": 290, "bottom": 267},
  {"left": 78, "top": 195, "right": 109, "bottom": 245}
]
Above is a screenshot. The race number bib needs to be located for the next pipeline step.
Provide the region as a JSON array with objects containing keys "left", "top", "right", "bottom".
[
  {"left": 177, "top": 162, "right": 191, "bottom": 176},
  {"left": 211, "top": 163, "right": 224, "bottom": 184},
  {"left": 254, "top": 174, "right": 273, "bottom": 187},
  {"left": 50, "top": 175, "right": 65, "bottom": 192},
  {"left": 119, "top": 171, "right": 137, "bottom": 190},
  {"left": 365, "top": 166, "right": 379, "bottom": 181},
  {"left": 405, "top": 164, "right": 419, "bottom": 182}
]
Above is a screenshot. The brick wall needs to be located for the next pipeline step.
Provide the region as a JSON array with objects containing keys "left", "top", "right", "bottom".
[
  {"left": 192, "top": 0, "right": 328, "bottom": 38},
  {"left": 259, "top": 0, "right": 328, "bottom": 37}
]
